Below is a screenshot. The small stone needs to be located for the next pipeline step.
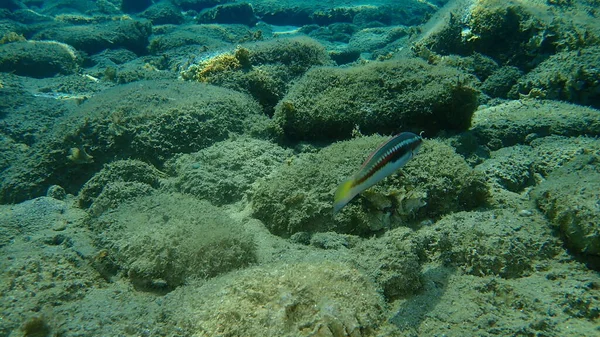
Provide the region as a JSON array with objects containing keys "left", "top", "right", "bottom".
[
  {"left": 47, "top": 185, "right": 66, "bottom": 200},
  {"left": 52, "top": 220, "right": 67, "bottom": 231},
  {"left": 518, "top": 209, "right": 533, "bottom": 217}
]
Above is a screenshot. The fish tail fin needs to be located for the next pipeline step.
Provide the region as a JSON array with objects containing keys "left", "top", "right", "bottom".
[{"left": 333, "top": 179, "right": 355, "bottom": 215}]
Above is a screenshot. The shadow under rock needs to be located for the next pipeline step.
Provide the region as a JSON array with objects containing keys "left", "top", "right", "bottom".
[{"left": 389, "top": 264, "right": 455, "bottom": 330}]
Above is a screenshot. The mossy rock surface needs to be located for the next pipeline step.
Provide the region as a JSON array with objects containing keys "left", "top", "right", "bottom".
[
  {"left": 32, "top": 19, "right": 152, "bottom": 55},
  {"left": 532, "top": 155, "right": 600, "bottom": 258},
  {"left": 353, "top": 227, "right": 424, "bottom": 300},
  {"left": 91, "top": 192, "right": 256, "bottom": 290},
  {"left": 251, "top": 135, "right": 488, "bottom": 237},
  {"left": 78, "top": 159, "right": 163, "bottom": 209},
  {"left": 414, "top": 0, "right": 600, "bottom": 70},
  {"left": 471, "top": 100, "right": 600, "bottom": 149},
  {"left": 168, "top": 261, "right": 386, "bottom": 337},
  {"left": 272, "top": 58, "right": 479, "bottom": 141},
  {"left": 418, "top": 209, "right": 562, "bottom": 279},
  {"left": 181, "top": 37, "right": 332, "bottom": 115},
  {"left": 509, "top": 46, "right": 600, "bottom": 109},
  {"left": 0, "top": 40, "right": 79, "bottom": 77},
  {"left": 164, "top": 138, "right": 292, "bottom": 205},
  {"left": 0, "top": 80, "right": 271, "bottom": 204}
]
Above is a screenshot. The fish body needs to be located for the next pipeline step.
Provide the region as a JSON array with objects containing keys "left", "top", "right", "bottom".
[{"left": 333, "top": 132, "right": 423, "bottom": 214}]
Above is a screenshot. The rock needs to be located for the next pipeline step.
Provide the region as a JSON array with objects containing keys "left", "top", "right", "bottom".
[
  {"left": 419, "top": 209, "right": 562, "bottom": 278},
  {"left": 353, "top": 227, "right": 423, "bottom": 300},
  {"left": 121, "top": 0, "right": 153, "bottom": 13},
  {"left": 471, "top": 100, "right": 600, "bottom": 148},
  {"left": 273, "top": 57, "right": 479, "bottom": 141},
  {"left": 164, "top": 138, "right": 292, "bottom": 206},
  {"left": 0, "top": 40, "right": 79, "bottom": 77},
  {"left": 475, "top": 145, "right": 536, "bottom": 192},
  {"left": 32, "top": 18, "right": 152, "bottom": 55},
  {"left": 91, "top": 192, "right": 256, "bottom": 290},
  {"left": 77, "top": 159, "right": 165, "bottom": 215},
  {"left": 168, "top": 261, "right": 386, "bottom": 336},
  {"left": 348, "top": 26, "right": 409, "bottom": 53},
  {"left": 413, "top": 0, "right": 600, "bottom": 70},
  {"left": 481, "top": 66, "right": 522, "bottom": 98},
  {"left": 509, "top": 47, "right": 600, "bottom": 109},
  {"left": 0, "top": 80, "right": 271, "bottom": 204},
  {"left": 172, "top": 0, "right": 233, "bottom": 11},
  {"left": 181, "top": 37, "right": 332, "bottom": 115},
  {"left": 250, "top": 136, "right": 488, "bottom": 237},
  {"left": 197, "top": 2, "right": 257, "bottom": 26},
  {"left": 532, "top": 155, "right": 600, "bottom": 258},
  {"left": 140, "top": 1, "right": 184, "bottom": 25}
]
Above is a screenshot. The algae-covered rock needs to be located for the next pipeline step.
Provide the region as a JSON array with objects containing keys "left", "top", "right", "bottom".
[
  {"left": 0, "top": 40, "right": 79, "bottom": 77},
  {"left": 182, "top": 37, "right": 332, "bottom": 114},
  {"left": 353, "top": 227, "right": 423, "bottom": 300},
  {"left": 78, "top": 159, "right": 164, "bottom": 210},
  {"left": 419, "top": 209, "right": 562, "bottom": 278},
  {"left": 173, "top": 0, "right": 233, "bottom": 11},
  {"left": 471, "top": 100, "right": 600, "bottom": 149},
  {"left": 164, "top": 138, "right": 292, "bottom": 205},
  {"left": 197, "top": 2, "right": 257, "bottom": 26},
  {"left": 509, "top": 46, "right": 600, "bottom": 109},
  {"left": 532, "top": 155, "right": 600, "bottom": 257},
  {"left": 481, "top": 65, "right": 522, "bottom": 98},
  {"left": 272, "top": 58, "right": 479, "bottom": 141},
  {"left": 91, "top": 192, "right": 256, "bottom": 290},
  {"left": 250, "top": 135, "right": 488, "bottom": 237},
  {"left": 140, "top": 1, "right": 184, "bottom": 25},
  {"left": 0, "top": 80, "right": 271, "bottom": 204},
  {"left": 32, "top": 18, "right": 152, "bottom": 55},
  {"left": 169, "top": 261, "right": 386, "bottom": 337},
  {"left": 475, "top": 145, "right": 536, "bottom": 192},
  {"left": 530, "top": 136, "right": 600, "bottom": 177},
  {"left": 413, "top": 0, "right": 600, "bottom": 70},
  {"left": 347, "top": 26, "right": 410, "bottom": 54},
  {"left": 148, "top": 24, "right": 255, "bottom": 54}
]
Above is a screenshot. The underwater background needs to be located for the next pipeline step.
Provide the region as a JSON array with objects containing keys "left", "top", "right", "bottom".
[{"left": 0, "top": 0, "right": 599, "bottom": 336}]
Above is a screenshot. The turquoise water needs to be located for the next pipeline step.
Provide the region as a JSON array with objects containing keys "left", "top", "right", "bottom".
[{"left": 0, "top": 0, "right": 599, "bottom": 336}]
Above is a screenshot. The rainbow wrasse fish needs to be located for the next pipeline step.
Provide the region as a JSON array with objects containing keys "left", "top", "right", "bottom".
[{"left": 333, "top": 132, "right": 423, "bottom": 214}]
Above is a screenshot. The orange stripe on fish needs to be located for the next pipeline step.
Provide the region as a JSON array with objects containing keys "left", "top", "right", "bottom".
[{"left": 333, "top": 132, "right": 423, "bottom": 214}]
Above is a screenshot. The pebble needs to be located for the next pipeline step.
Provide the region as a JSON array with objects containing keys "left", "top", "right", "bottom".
[
  {"left": 52, "top": 220, "right": 68, "bottom": 231},
  {"left": 518, "top": 209, "right": 533, "bottom": 217}
]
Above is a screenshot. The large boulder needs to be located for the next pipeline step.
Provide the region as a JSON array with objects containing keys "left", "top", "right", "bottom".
[
  {"left": 90, "top": 192, "right": 256, "bottom": 291},
  {"left": 471, "top": 100, "right": 600, "bottom": 149},
  {"left": 0, "top": 40, "right": 79, "bottom": 77},
  {"left": 164, "top": 138, "right": 292, "bottom": 206},
  {"left": 167, "top": 261, "right": 387, "bottom": 336},
  {"left": 509, "top": 47, "right": 600, "bottom": 109},
  {"left": 272, "top": 57, "right": 479, "bottom": 141},
  {"left": 32, "top": 18, "right": 152, "bottom": 55},
  {"left": 251, "top": 135, "right": 488, "bottom": 237},
  {"left": 532, "top": 155, "right": 600, "bottom": 260},
  {"left": 0, "top": 80, "right": 271, "bottom": 204}
]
